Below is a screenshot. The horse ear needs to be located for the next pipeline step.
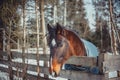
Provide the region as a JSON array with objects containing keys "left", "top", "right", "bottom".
[
  {"left": 47, "top": 24, "right": 52, "bottom": 31},
  {"left": 56, "top": 23, "right": 62, "bottom": 33},
  {"left": 56, "top": 23, "right": 67, "bottom": 36},
  {"left": 63, "top": 30, "right": 67, "bottom": 36}
]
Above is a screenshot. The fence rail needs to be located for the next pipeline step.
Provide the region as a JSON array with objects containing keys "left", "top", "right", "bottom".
[{"left": 0, "top": 50, "right": 120, "bottom": 80}]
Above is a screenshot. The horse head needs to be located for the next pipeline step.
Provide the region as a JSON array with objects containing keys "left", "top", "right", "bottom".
[
  {"left": 50, "top": 35, "right": 71, "bottom": 77},
  {"left": 47, "top": 23, "right": 86, "bottom": 77},
  {"left": 47, "top": 24, "right": 56, "bottom": 47},
  {"left": 47, "top": 23, "right": 71, "bottom": 77}
]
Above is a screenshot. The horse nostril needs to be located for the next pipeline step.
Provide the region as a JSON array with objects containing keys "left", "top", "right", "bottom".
[
  {"left": 49, "top": 67, "right": 53, "bottom": 75},
  {"left": 51, "top": 71, "right": 59, "bottom": 77},
  {"left": 54, "top": 72, "right": 58, "bottom": 77}
]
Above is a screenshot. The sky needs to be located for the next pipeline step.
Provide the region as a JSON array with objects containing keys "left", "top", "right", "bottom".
[{"left": 83, "top": 0, "right": 96, "bottom": 31}]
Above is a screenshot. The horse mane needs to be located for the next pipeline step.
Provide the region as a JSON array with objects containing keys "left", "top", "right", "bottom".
[
  {"left": 59, "top": 25, "right": 81, "bottom": 43},
  {"left": 57, "top": 25, "right": 87, "bottom": 56}
]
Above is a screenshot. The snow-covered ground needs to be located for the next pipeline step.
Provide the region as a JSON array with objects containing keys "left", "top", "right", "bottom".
[{"left": 0, "top": 71, "right": 9, "bottom": 80}]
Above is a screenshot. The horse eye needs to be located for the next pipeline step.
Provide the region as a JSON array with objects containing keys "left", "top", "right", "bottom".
[
  {"left": 59, "top": 43, "right": 63, "bottom": 47},
  {"left": 58, "top": 56, "right": 63, "bottom": 63},
  {"left": 57, "top": 42, "right": 63, "bottom": 47},
  {"left": 57, "top": 40, "right": 63, "bottom": 47}
]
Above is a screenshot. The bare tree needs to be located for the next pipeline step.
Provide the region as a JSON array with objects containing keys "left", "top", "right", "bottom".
[
  {"left": 22, "top": 0, "right": 28, "bottom": 79},
  {"left": 39, "top": 0, "right": 48, "bottom": 78},
  {"left": 109, "top": 0, "right": 119, "bottom": 55},
  {"left": 63, "top": 0, "right": 67, "bottom": 26},
  {"left": 53, "top": 0, "right": 57, "bottom": 25},
  {"left": 35, "top": 0, "right": 41, "bottom": 79}
]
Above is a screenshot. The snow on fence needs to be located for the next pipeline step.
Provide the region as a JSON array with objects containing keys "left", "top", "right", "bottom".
[
  {"left": 0, "top": 50, "right": 120, "bottom": 80},
  {"left": 11, "top": 48, "right": 50, "bottom": 54}
]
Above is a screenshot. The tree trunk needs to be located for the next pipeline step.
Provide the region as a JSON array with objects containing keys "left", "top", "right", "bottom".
[
  {"left": 63, "top": 0, "right": 67, "bottom": 26},
  {"left": 3, "top": 29, "right": 6, "bottom": 51},
  {"left": 40, "top": 0, "right": 48, "bottom": 78},
  {"left": 100, "top": 21, "right": 103, "bottom": 52},
  {"left": 35, "top": 0, "right": 40, "bottom": 79},
  {"left": 22, "top": 0, "right": 27, "bottom": 79},
  {"left": 17, "top": 39, "right": 20, "bottom": 51},
  {"left": 22, "top": 0, "right": 26, "bottom": 63},
  {"left": 109, "top": 0, "right": 118, "bottom": 55},
  {"left": 7, "top": 20, "right": 13, "bottom": 80},
  {"left": 53, "top": 2, "right": 57, "bottom": 25}
]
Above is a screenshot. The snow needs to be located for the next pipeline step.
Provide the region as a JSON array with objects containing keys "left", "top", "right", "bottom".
[
  {"left": 0, "top": 71, "right": 9, "bottom": 80},
  {"left": 108, "top": 71, "right": 118, "bottom": 78}
]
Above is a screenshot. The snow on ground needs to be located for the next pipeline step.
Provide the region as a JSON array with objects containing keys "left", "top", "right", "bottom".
[{"left": 0, "top": 71, "right": 9, "bottom": 80}]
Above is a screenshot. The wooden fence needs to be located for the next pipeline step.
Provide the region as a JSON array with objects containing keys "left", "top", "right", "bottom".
[{"left": 0, "top": 50, "right": 120, "bottom": 80}]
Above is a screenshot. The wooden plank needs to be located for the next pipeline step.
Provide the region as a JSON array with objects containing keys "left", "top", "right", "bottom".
[
  {"left": 118, "top": 71, "right": 120, "bottom": 77},
  {"left": 109, "top": 77, "right": 120, "bottom": 80},
  {"left": 1, "top": 51, "right": 97, "bottom": 67},
  {"left": 98, "top": 53, "right": 120, "bottom": 62},
  {"left": 98, "top": 53, "right": 120, "bottom": 74},
  {"left": 103, "top": 60, "right": 120, "bottom": 73},
  {"left": 0, "top": 59, "right": 105, "bottom": 80},
  {"left": 11, "top": 51, "right": 49, "bottom": 61},
  {"left": 98, "top": 53, "right": 104, "bottom": 74},
  {"left": 0, "top": 59, "right": 50, "bottom": 75},
  {"left": 0, "top": 66, "right": 53, "bottom": 80},
  {"left": 0, "top": 51, "right": 49, "bottom": 61},
  {"left": 60, "top": 70, "right": 105, "bottom": 80},
  {"left": 104, "top": 54, "right": 120, "bottom": 61},
  {"left": 66, "top": 56, "right": 97, "bottom": 66},
  {"left": 1, "top": 50, "right": 98, "bottom": 67}
]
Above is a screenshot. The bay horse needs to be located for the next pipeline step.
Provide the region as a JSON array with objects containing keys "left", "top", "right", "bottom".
[{"left": 47, "top": 23, "right": 87, "bottom": 77}]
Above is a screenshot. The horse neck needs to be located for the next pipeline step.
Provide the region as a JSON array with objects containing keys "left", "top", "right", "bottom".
[{"left": 65, "top": 31, "right": 86, "bottom": 56}]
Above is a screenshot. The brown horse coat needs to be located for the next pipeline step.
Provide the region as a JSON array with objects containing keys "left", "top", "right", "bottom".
[{"left": 47, "top": 23, "right": 87, "bottom": 77}]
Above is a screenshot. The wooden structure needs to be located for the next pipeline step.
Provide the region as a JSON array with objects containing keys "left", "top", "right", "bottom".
[{"left": 0, "top": 50, "right": 120, "bottom": 80}]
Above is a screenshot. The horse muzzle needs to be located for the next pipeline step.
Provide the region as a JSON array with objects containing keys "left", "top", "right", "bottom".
[
  {"left": 49, "top": 69, "right": 60, "bottom": 77},
  {"left": 49, "top": 67, "right": 60, "bottom": 77},
  {"left": 52, "top": 71, "right": 60, "bottom": 77}
]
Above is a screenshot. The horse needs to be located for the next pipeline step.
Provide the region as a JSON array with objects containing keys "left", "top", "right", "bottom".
[
  {"left": 47, "top": 24, "right": 58, "bottom": 76},
  {"left": 47, "top": 23, "right": 87, "bottom": 77}
]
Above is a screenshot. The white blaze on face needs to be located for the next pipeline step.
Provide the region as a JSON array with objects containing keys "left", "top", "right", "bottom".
[
  {"left": 50, "top": 57, "right": 53, "bottom": 72},
  {"left": 50, "top": 57, "right": 53, "bottom": 68},
  {"left": 51, "top": 39, "right": 56, "bottom": 46},
  {"left": 50, "top": 57, "right": 55, "bottom": 76}
]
